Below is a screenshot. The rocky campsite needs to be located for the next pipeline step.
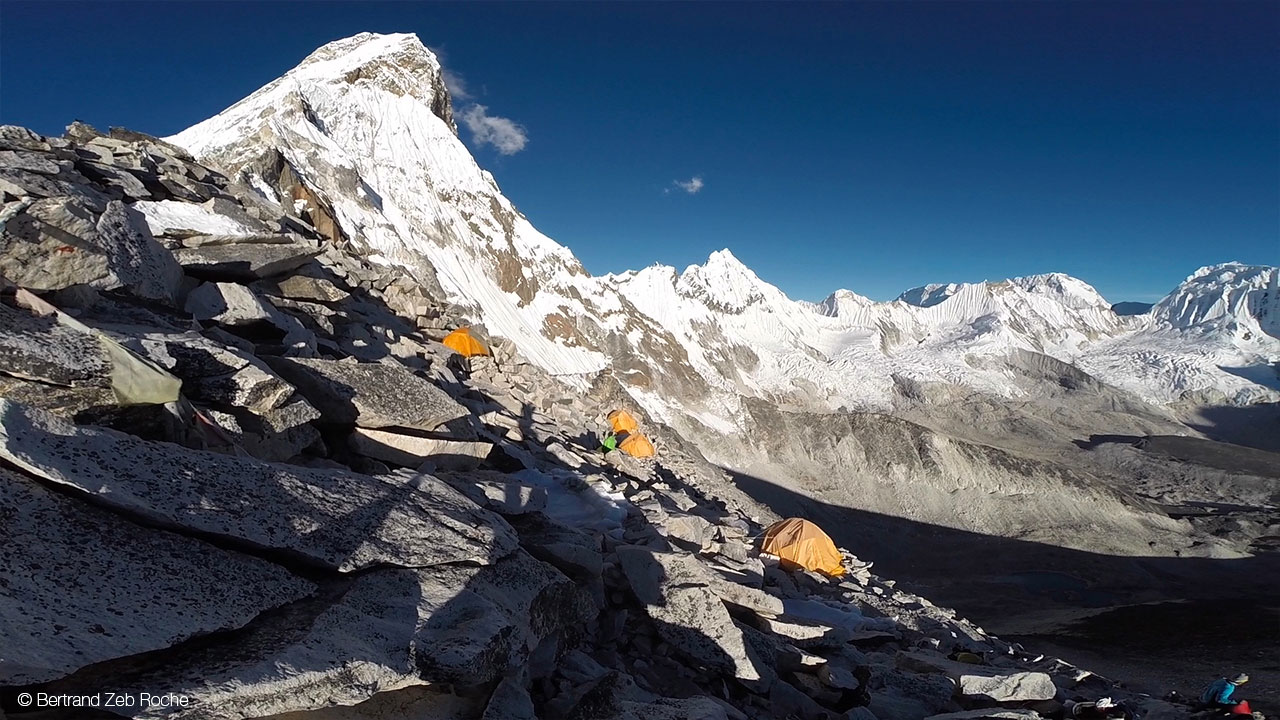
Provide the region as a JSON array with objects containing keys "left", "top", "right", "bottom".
[{"left": 1, "top": 30, "right": 1278, "bottom": 720}]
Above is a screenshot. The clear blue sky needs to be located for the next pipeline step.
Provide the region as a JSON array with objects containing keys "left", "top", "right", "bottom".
[{"left": 2, "top": 2, "right": 1276, "bottom": 302}]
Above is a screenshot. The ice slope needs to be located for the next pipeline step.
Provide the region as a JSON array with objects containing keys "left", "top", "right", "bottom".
[
  {"left": 169, "top": 32, "right": 1280, "bottom": 426},
  {"left": 897, "top": 283, "right": 960, "bottom": 308}
]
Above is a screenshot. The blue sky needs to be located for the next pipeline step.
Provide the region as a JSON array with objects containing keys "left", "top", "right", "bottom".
[{"left": 2, "top": 2, "right": 1276, "bottom": 302}]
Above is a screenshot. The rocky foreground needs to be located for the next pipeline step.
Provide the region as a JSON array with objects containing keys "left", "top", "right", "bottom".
[{"left": 0, "top": 124, "right": 1229, "bottom": 719}]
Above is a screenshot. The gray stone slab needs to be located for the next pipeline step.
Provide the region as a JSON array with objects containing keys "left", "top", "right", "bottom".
[
  {"left": 185, "top": 281, "right": 277, "bottom": 326},
  {"left": 174, "top": 242, "right": 319, "bottom": 281},
  {"left": 79, "top": 550, "right": 592, "bottom": 719},
  {"left": 0, "top": 400, "right": 517, "bottom": 572},
  {"left": 616, "top": 545, "right": 764, "bottom": 682},
  {"left": 258, "top": 274, "right": 350, "bottom": 303},
  {"left": 94, "top": 200, "right": 183, "bottom": 304},
  {"left": 266, "top": 357, "right": 468, "bottom": 430},
  {"left": 350, "top": 427, "right": 492, "bottom": 470},
  {"left": 0, "top": 467, "right": 314, "bottom": 685}
]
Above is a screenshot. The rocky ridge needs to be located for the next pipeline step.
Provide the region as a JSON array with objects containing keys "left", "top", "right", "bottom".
[{"left": 0, "top": 124, "right": 1231, "bottom": 719}]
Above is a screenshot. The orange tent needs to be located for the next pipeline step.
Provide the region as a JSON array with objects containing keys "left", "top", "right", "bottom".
[
  {"left": 618, "top": 432, "right": 655, "bottom": 458},
  {"left": 761, "top": 518, "right": 845, "bottom": 577},
  {"left": 608, "top": 409, "right": 640, "bottom": 434},
  {"left": 443, "top": 327, "right": 489, "bottom": 357}
]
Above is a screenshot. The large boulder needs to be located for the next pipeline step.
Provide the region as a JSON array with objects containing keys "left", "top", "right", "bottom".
[
  {"left": 74, "top": 551, "right": 593, "bottom": 719},
  {"left": 0, "top": 400, "right": 516, "bottom": 572},
  {"left": 186, "top": 281, "right": 283, "bottom": 328},
  {"left": 506, "top": 512, "right": 605, "bottom": 585},
  {"left": 208, "top": 396, "right": 324, "bottom": 462},
  {"left": 0, "top": 467, "right": 314, "bottom": 685},
  {"left": 133, "top": 198, "right": 269, "bottom": 239},
  {"left": 616, "top": 545, "right": 767, "bottom": 683},
  {"left": 0, "top": 197, "right": 182, "bottom": 304},
  {"left": 0, "top": 300, "right": 110, "bottom": 386},
  {"left": 131, "top": 331, "right": 295, "bottom": 413},
  {"left": 482, "top": 677, "right": 537, "bottom": 720},
  {"left": 956, "top": 672, "right": 1056, "bottom": 703},
  {"left": 266, "top": 357, "right": 469, "bottom": 430}
]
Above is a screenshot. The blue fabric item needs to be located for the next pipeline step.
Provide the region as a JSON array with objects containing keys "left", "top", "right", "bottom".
[{"left": 1200, "top": 678, "right": 1237, "bottom": 705}]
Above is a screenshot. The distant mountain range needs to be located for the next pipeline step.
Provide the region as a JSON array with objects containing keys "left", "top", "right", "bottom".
[{"left": 167, "top": 32, "right": 1280, "bottom": 442}]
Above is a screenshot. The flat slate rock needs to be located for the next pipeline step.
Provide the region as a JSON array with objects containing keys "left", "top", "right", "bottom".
[
  {"left": 185, "top": 281, "right": 281, "bottom": 327},
  {"left": 266, "top": 357, "right": 469, "bottom": 430},
  {"left": 350, "top": 427, "right": 492, "bottom": 470},
  {"left": 174, "top": 242, "right": 319, "bottom": 281},
  {"left": 73, "top": 551, "right": 592, "bottom": 719},
  {"left": 0, "top": 467, "right": 314, "bottom": 685},
  {"left": 258, "top": 274, "right": 351, "bottom": 303},
  {"left": 0, "top": 400, "right": 516, "bottom": 572}
]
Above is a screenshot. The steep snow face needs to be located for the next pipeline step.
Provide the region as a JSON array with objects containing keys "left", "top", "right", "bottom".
[
  {"left": 170, "top": 32, "right": 1280, "bottom": 429},
  {"left": 168, "top": 33, "right": 607, "bottom": 376},
  {"left": 1152, "top": 263, "right": 1278, "bottom": 336}
]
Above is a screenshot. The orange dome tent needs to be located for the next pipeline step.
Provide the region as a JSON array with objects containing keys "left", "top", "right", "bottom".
[
  {"left": 618, "top": 432, "right": 655, "bottom": 458},
  {"left": 608, "top": 409, "right": 640, "bottom": 434},
  {"left": 761, "top": 518, "right": 845, "bottom": 577},
  {"left": 443, "top": 327, "right": 489, "bottom": 357}
]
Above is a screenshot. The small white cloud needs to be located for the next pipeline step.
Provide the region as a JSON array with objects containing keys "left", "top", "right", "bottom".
[
  {"left": 460, "top": 104, "right": 528, "bottom": 155},
  {"left": 441, "top": 68, "right": 471, "bottom": 101},
  {"left": 673, "top": 176, "right": 704, "bottom": 194},
  {"left": 427, "top": 46, "right": 472, "bottom": 101}
]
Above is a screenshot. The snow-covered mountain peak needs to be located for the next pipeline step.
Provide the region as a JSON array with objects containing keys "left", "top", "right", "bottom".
[
  {"left": 1007, "top": 273, "right": 1111, "bottom": 310},
  {"left": 171, "top": 33, "right": 455, "bottom": 165},
  {"left": 675, "top": 249, "right": 779, "bottom": 313},
  {"left": 816, "top": 289, "right": 875, "bottom": 317},
  {"left": 898, "top": 274, "right": 1108, "bottom": 312},
  {"left": 167, "top": 32, "right": 606, "bottom": 376},
  {"left": 1152, "top": 262, "right": 1278, "bottom": 334}
]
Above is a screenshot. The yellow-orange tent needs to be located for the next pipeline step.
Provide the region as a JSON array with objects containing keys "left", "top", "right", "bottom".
[
  {"left": 618, "top": 432, "right": 655, "bottom": 458},
  {"left": 608, "top": 409, "right": 639, "bottom": 434},
  {"left": 761, "top": 518, "right": 845, "bottom": 577},
  {"left": 443, "top": 327, "right": 489, "bottom": 357}
]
